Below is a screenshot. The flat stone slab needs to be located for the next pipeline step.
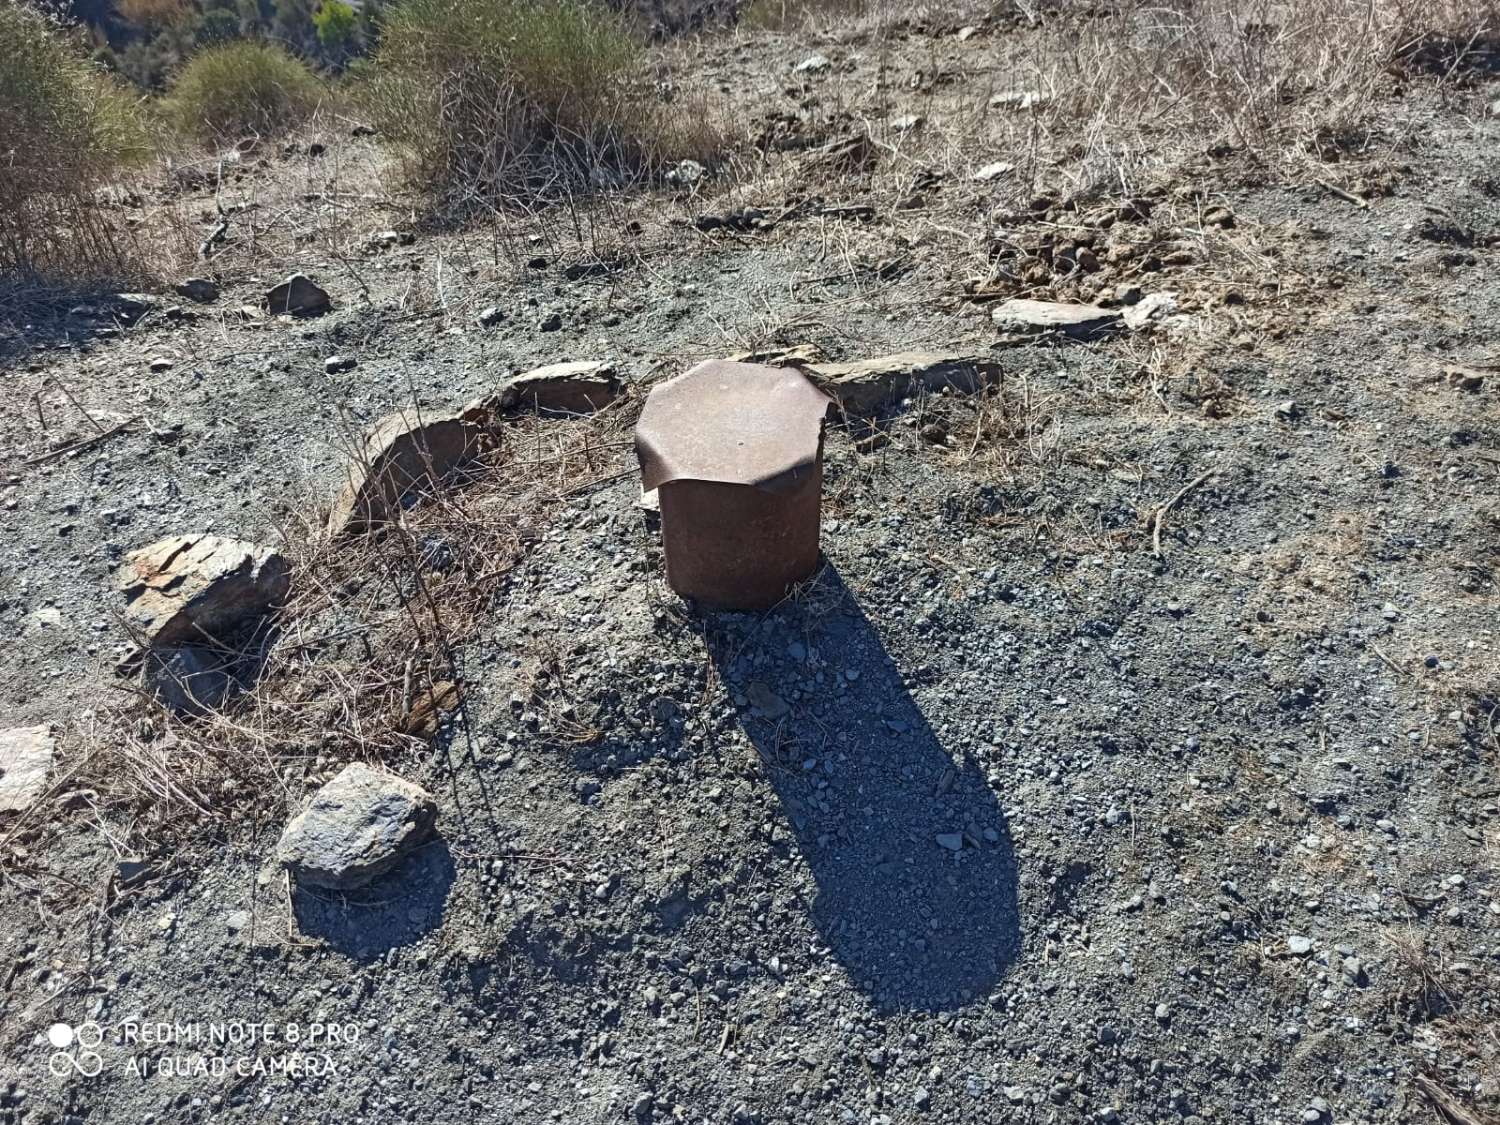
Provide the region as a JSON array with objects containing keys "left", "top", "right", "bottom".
[
  {"left": 276, "top": 763, "right": 438, "bottom": 890},
  {"left": 117, "top": 534, "right": 290, "bottom": 648},
  {"left": 0, "top": 726, "right": 55, "bottom": 813},
  {"left": 991, "top": 299, "right": 1122, "bottom": 340},
  {"left": 328, "top": 409, "right": 491, "bottom": 536},
  {"left": 804, "top": 352, "right": 1002, "bottom": 415},
  {"left": 465, "top": 361, "right": 620, "bottom": 420}
]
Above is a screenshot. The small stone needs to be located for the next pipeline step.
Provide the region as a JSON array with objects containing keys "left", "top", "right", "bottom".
[
  {"left": 1123, "top": 291, "right": 1178, "bottom": 331},
  {"left": 175, "top": 278, "right": 219, "bottom": 303},
  {"left": 276, "top": 763, "right": 438, "bottom": 890},
  {"left": 935, "top": 832, "right": 964, "bottom": 852},
  {"left": 1287, "top": 935, "right": 1314, "bottom": 956},
  {"left": 971, "top": 161, "right": 1015, "bottom": 182},
  {"left": 263, "top": 273, "right": 331, "bottom": 316},
  {"left": 989, "top": 90, "right": 1047, "bottom": 111},
  {"left": 746, "top": 682, "right": 789, "bottom": 719},
  {"left": 225, "top": 909, "right": 251, "bottom": 933},
  {"left": 666, "top": 159, "right": 704, "bottom": 186},
  {"left": 1154, "top": 1003, "right": 1171, "bottom": 1023},
  {"left": 324, "top": 355, "right": 357, "bottom": 374},
  {"left": 913, "top": 1087, "right": 930, "bottom": 1109},
  {"left": 1275, "top": 400, "right": 1301, "bottom": 420},
  {"left": 149, "top": 357, "right": 174, "bottom": 372},
  {"left": 477, "top": 305, "right": 505, "bottom": 328},
  {"left": 539, "top": 312, "right": 563, "bottom": 332},
  {"left": 794, "top": 54, "right": 830, "bottom": 74},
  {"left": 956, "top": 25, "right": 977, "bottom": 40},
  {"left": 889, "top": 114, "right": 923, "bottom": 132}
]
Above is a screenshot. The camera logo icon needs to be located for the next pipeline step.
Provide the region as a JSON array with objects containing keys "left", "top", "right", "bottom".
[{"left": 47, "top": 1023, "right": 103, "bottom": 1078}]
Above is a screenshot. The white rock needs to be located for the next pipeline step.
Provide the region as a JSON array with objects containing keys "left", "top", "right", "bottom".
[
  {"left": 991, "top": 299, "right": 1122, "bottom": 339},
  {"left": 971, "top": 161, "right": 1016, "bottom": 182},
  {"left": 990, "top": 90, "right": 1048, "bottom": 111},
  {"left": 0, "top": 726, "right": 55, "bottom": 813}
]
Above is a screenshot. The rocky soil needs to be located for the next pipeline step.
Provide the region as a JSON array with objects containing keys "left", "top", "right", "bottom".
[{"left": 2, "top": 11, "right": 1499, "bottom": 1125}]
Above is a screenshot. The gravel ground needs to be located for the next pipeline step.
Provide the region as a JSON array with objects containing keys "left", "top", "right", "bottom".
[{"left": 1, "top": 15, "right": 1498, "bottom": 1125}]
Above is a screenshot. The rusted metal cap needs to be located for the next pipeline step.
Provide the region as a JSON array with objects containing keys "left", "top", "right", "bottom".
[{"left": 636, "top": 360, "right": 833, "bottom": 610}]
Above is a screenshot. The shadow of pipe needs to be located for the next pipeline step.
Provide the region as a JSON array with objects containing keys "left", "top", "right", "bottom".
[{"left": 704, "top": 563, "right": 1021, "bottom": 1013}]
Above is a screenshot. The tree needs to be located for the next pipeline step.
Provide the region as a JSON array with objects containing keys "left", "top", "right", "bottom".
[{"left": 311, "top": 0, "right": 354, "bottom": 64}]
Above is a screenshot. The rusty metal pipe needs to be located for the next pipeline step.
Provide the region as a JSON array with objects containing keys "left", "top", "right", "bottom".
[{"left": 636, "top": 360, "right": 833, "bottom": 610}]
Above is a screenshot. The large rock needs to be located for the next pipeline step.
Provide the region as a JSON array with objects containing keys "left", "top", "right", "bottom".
[
  {"left": 117, "top": 535, "right": 291, "bottom": 648},
  {"left": 0, "top": 726, "right": 55, "bottom": 814},
  {"left": 466, "top": 361, "right": 620, "bottom": 420},
  {"left": 327, "top": 409, "right": 492, "bottom": 536},
  {"left": 276, "top": 763, "right": 438, "bottom": 890},
  {"left": 802, "top": 352, "right": 1002, "bottom": 415},
  {"left": 991, "top": 299, "right": 1122, "bottom": 340},
  {"left": 264, "top": 273, "right": 331, "bottom": 316}
]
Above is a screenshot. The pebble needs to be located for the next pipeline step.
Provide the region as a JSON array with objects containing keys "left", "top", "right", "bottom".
[
  {"left": 935, "top": 833, "right": 963, "bottom": 851},
  {"left": 324, "top": 355, "right": 357, "bottom": 374},
  {"left": 1287, "top": 935, "right": 1313, "bottom": 955},
  {"left": 478, "top": 306, "right": 505, "bottom": 328},
  {"left": 912, "top": 1087, "right": 930, "bottom": 1109}
]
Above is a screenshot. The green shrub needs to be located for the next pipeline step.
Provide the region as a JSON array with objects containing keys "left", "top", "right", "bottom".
[
  {"left": 313, "top": 0, "right": 358, "bottom": 60},
  {"left": 364, "top": 0, "right": 653, "bottom": 195},
  {"left": 167, "top": 41, "right": 323, "bottom": 140},
  {"left": 0, "top": 2, "right": 152, "bottom": 282}
]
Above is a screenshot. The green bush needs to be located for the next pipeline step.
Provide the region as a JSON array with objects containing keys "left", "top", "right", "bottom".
[
  {"left": 167, "top": 41, "right": 323, "bottom": 140},
  {"left": 364, "top": 0, "right": 653, "bottom": 194},
  {"left": 313, "top": 0, "right": 358, "bottom": 60},
  {"left": 0, "top": 2, "right": 152, "bottom": 282}
]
